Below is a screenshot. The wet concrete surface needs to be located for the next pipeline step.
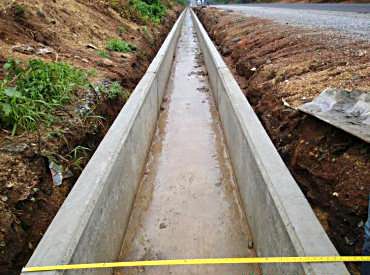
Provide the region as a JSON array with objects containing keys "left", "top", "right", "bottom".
[{"left": 114, "top": 12, "right": 260, "bottom": 275}]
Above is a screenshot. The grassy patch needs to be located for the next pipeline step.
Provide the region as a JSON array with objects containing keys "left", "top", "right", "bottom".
[
  {"left": 129, "top": 0, "right": 167, "bottom": 24},
  {"left": 106, "top": 39, "right": 136, "bottom": 53},
  {"left": 105, "top": 0, "right": 167, "bottom": 24},
  {"left": 0, "top": 59, "right": 90, "bottom": 134},
  {"left": 12, "top": 3, "right": 26, "bottom": 18},
  {"left": 176, "top": 0, "right": 187, "bottom": 6},
  {"left": 95, "top": 81, "right": 130, "bottom": 100},
  {"left": 97, "top": 50, "right": 110, "bottom": 58}
]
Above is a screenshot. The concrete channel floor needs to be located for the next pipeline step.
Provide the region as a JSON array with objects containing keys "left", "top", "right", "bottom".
[{"left": 114, "top": 12, "right": 260, "bottom": 275}]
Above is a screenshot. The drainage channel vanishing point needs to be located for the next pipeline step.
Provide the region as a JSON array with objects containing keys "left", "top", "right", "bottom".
[{"left": 114, "top": 12, "right": 260, "bottom": 275}]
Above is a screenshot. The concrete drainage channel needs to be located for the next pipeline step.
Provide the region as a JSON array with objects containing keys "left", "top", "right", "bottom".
[{"left": 23, "top": 8, "right": 348, "bottom": 275}]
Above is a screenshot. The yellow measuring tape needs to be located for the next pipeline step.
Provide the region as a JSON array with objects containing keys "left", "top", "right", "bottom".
[{"left": 22, "top": 256, "right": 370, "bottom": 272}]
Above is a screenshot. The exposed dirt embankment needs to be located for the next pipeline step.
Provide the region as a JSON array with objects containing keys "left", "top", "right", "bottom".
[
  {"left": 0, "top": 1, "right": 182, "bottom": 274},
  {"left": 195, "top": 7, "right": 370, "bottom": 274}
]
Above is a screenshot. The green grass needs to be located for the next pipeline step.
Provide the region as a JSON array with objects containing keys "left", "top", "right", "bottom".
[
  {"left": 13, "top": 3, "right": 26, "bottom": 18},
  {"left": 129, "top": 0, "right": 167, "bottom": 24},
  {"left": 106, "top": 39, "right": 136, "bottom": 53},
  {"left": 68, "top": 145, "right": 91, "bottom": 171},
  {"left": 176, "top": 0, "right": 187, "bottom": 6},
  {"left": 0, "top": 59, "right": 90, "bottom": 134},
  {"left": 95, "top": 81, "right": 130, "bottom": 100},
  {"left": 97, "top": 50, "right": 110, "bottom": 58},
  {"left": 105, "top": 0, "right": 167, "bottom": 24}
]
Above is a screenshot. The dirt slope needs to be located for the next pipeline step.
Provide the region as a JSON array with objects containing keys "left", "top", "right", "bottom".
[
  {"left": 195, "top": 7, "right": 370, "bottom": 274},
  {"left": 0, "top": 1, "right": 182, "bottom": 274}
]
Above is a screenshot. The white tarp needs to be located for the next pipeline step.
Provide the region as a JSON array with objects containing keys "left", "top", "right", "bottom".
[{"left": 298, "top": 88, "right": 370, "bottom": 143}]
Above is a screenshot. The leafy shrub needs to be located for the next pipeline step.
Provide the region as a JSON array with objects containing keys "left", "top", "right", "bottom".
[
  {"left": 0, "top": 59, "right": 89, "bottom": 134},
  {"left": 106, "top": 39, "right": 136, "bottom": 52}
]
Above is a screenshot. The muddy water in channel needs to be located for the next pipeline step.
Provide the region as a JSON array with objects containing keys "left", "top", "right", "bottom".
[{"left": 114, "top": 12, "right": 260, "bottom": 275}]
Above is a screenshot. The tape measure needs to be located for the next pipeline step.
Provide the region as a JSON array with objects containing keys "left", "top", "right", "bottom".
[{"left": 22, "top": 256, "right": 370, "bottom": 272}]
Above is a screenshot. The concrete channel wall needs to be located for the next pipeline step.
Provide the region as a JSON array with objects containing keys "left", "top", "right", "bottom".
[
  {"left": 190, "top": 9, "right": 349, "bottom": 275},
  {"left": 23, "top": 11, "right": 186, "bottom": 275}
]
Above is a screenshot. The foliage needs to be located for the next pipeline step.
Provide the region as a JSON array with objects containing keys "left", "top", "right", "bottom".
[
  {"left": 106, "top": 39, "right": 136, "bottom": 52},
  {"left": 12, "top": 3, "right": 26, "bottom": 18},
  {"left": 95, "top": 81, "right": 130, "bottom": 100},
  {"left": 0, "top": 59, "right": 89, "bottom": 134},
  {"left": 129, "top": 0, "right": 167, "bottom": 24},
  {"left": 117, "top": 26, "right": 126, "bottom": 35},
  {"left": 176, "top": 0, "right": 187, "bottom": 6},
  {"left": 97, "top": 50, "right": 110, "bottom": 58},
  {"left": 68, "top": 145, "right": 91, "bottom": 171}
]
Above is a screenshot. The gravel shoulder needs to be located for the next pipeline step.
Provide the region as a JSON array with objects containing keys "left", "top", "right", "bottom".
[{"left": 215, "top": 4, "right": 370, "bottom": 41}]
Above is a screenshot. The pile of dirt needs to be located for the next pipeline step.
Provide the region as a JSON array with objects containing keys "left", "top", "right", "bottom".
[
  {"left": 0, "top": 1, "right": 182, "bottom": 274},
  {"left": 195, "top": 7, "right": 370, "bottom": 274}
]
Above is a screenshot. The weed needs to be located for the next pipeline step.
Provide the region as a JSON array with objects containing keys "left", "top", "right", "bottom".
[
  {"left": 107, "top": 82, "right": 123, "bottom": 99},
  {"left": 117, "top": 26, "right": 126, "bottom": 35},
  {"left": 0, "top": 59, "right": 90, "bottom": 134},
  {"left": 68, "top": 145, "right": 91, "bottom": 171},
  {"left": 106, "top": 39, "right": 136, "bottom": 53},
  {"left": 47, "top": 128, "right": 69, "bottom": 145},
  {"left": 97, "top": 50, "right": 110, "bottom": 58},
  {"left": 176, "top": 0, "right": 187, "bottom": 6},
  {"left": 141, "top": 26, "right": 153, "bottom": 42},
  {"left": 108, "top": 0, "right": 121, "bottom": 9},
  {"left": 129, "top": 0, "right": 167, "bottom": 24},
  {"left": 12, "top": 3, "right": 26, "bottom": 18},
  {"left": 95, "top": 81, "right": 129, "bottom": 100}
]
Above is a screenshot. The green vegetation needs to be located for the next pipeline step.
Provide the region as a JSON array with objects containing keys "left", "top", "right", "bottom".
[
  {"left": 0, "top": 59, "right": 89, "bottom": 134},
  {"left": 176, "top": 0, "right": 187, "bottom": 6},
  {"left": 141, "top": 26, "right": 153, "bottom": 41},
  {"left": 129, "top": 0, "right": 167, "bottom": 24},
  {"left": 95, "top": 81, "right": 130, "bottom": 100},
  {"left": 97, "top": 50, "right": 110, "bottom": 58},
  {"left": 105, "top": 0, "right": 167, "bottom": 24},
  {"left": 12, "top": 3, "right": 26, "bottom": 17},
  {"left": 68, "top": 145, "right": 91, "bottom": 171},
  {"left": 117, "top": 26, "right": 126, "bottom": 35},
  {"left": 106, "top": 39, "right": 136, "bottom": 53}
]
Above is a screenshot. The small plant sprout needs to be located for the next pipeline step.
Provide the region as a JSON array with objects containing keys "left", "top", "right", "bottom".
[{"left": 97, "top": 50, "right": 110, "bottom": 58}]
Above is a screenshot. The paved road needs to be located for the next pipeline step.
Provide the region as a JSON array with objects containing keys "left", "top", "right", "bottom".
[{"left": 215, "top": 4, "right": 370, "bottom": 41}]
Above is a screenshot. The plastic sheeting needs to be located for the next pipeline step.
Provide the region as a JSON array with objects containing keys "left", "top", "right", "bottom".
[{"left": 298, "top": 88, "right": 370, "bottom": 143}]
